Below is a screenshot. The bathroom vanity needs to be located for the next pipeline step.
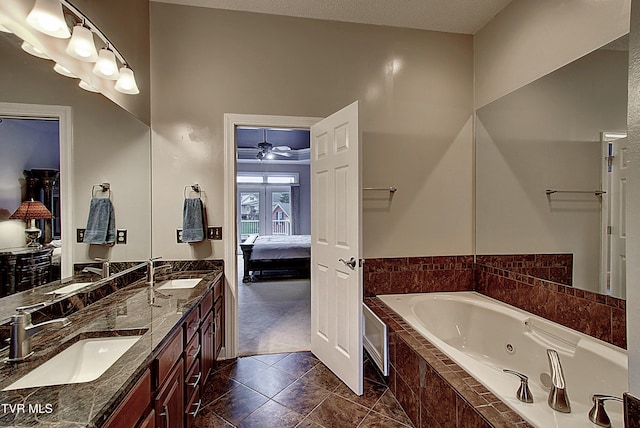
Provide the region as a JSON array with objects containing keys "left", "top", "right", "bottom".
[{"left": 0, "top": 265, "right": 224, "bottom": 427}]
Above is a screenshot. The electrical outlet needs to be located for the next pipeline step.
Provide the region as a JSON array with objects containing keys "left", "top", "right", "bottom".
[
  {"left": 208, "top": 226, "right": 222, "bottom": 240},
  {"left": 76, "top": 229, "right": 86, "bottom": 243},
  {"left": 176, "top": 229, "right": 183, "bottom": 243},
  {"left": 116, "top": 229, "right": 127, "bottom": 244}
]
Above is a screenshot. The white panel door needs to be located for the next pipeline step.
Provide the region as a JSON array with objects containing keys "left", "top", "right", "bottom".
[
  {"left": 310, "top": 101, "right": 362, "bottom": 395},
  {"left": 611, "top": 137, "right": 628, "bottom": 298}
]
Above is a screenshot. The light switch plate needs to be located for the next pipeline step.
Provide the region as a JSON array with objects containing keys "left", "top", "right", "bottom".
[
  {"left": 76, "top": 229, "right": 85, "bottom": 243},
  {"left": 207, "top": 226, "right": 222, "bottom": 240},
  {"left": 176, "top": 229, "right": 183, "bottom": 243}
]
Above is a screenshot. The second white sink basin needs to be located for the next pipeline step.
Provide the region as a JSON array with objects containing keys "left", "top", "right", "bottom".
[
  {"left": 3, "top": 336, "right": 142, "bottom": 391},
  {"left": 157, "top": 278, "right": 202, "bottom": 290},
  {"left": 45, "top": 282, "right": 93, "bottom": 296}
]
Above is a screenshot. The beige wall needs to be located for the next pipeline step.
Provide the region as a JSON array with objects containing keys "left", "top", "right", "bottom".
[
  {"left": 474, "top": 0, "right": 630, "bottom": 108},
  {"left": 150, "top": 4, "right": 474, "bottom": 259},
  {"left": 476, "top": 48, "right": 628, "bottom": 294}
]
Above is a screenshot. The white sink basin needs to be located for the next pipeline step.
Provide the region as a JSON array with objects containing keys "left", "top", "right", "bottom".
[
  {"left": 157, "top": 278, "right": 202, "bottom": 290},
  {"left": 3, "top": 336, "right": 142, "bottom": 391},
  {"left": 45, "top": 282, "right": 93, "bottom": 296}
]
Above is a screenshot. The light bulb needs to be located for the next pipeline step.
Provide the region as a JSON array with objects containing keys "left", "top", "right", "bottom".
[
  {"left": 54, "top": 63, "right": 77, "bottom": 78},
  {"left": 93, "top": 48, "right": 119, "bottom": 79},
  {"left": 27, "top": 0, "right": 70, "bottom": 39},
  {"left": 66, "top": 24, "right": 99, "bottom": 62},
  {"left": 114, "top": 66, "right": 139, "bottom": 95}
]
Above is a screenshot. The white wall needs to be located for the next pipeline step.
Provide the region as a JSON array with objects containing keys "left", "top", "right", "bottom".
[
  {"left": 474, "top": 0, "right": 631, "bottom": 108},
  {"left": 150, "top": 4, "right": 475, "bottom": 260}
]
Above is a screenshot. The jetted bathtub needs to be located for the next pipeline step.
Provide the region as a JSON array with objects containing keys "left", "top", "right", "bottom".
[{"left": 377, "top": 292, "right": 628, "bottom": 428}]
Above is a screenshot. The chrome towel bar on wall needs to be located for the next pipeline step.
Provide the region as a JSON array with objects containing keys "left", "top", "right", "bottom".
[{"left": 545, "top": 189, "right": 605, "bottom": 196}]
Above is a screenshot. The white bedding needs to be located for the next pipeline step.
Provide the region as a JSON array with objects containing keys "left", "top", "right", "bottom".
[{"left": 250, "top": 235, "right": 311, "bottom": 260}]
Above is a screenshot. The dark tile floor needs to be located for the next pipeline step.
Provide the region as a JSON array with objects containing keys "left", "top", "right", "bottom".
[{"left": 194, "top": 352, "right": 415, "bottom": 428}]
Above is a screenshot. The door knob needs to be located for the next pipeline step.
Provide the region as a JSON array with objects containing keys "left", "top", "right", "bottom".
[{"left": 339, "top": 257, "right": 357, "bottom": 270}]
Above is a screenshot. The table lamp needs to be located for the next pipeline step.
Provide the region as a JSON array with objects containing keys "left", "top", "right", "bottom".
[{"left": 9, "top": 199, "right": 54, "bottom": 247}]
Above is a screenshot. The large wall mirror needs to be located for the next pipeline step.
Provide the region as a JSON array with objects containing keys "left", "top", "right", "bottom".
[
  {"left": 0, "top": 27, "right": 151, "bottom": 297},
  {"left": 476, "top": 35, "right": 629, "bottom": 299}
]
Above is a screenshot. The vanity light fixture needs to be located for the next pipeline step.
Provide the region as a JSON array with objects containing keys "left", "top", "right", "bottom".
[
  {"left": 26, "top": 0, "right": 140, "bottom": 95},
  {"left": 66, "top": 23, "right": 99, "bottom": 62},
  {"left": 21, "top": 41, "right": 51, "bottom": 60},
  {"left": 53, "top": 63, "right": 77, "bottom": 78},
  {"left": 0, "top": 23, "right": 12, "bottom": 33},
  {"left": 26, "top": 0, "right": 70, "bottom": 39}
]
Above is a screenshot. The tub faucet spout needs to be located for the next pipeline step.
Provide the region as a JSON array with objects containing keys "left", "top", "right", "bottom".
[{"left": 547, "top": 349, "right": 571, "bottom": 413}]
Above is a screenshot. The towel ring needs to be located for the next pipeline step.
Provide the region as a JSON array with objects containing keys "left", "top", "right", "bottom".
[
  {"left": 92, "top": 183, "right": 111, "bottom": 199},
  {"left": 184, "top": 184, "right": 201, "bottom": 199}
]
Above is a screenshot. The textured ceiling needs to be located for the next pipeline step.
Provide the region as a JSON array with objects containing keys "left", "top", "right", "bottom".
[{"left": 151, "top": 0, "right": 512, "bottom": 34}]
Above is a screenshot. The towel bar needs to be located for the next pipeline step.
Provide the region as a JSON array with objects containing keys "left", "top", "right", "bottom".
[
  {"left": 91, "top": 183, "right": 111, "bottom": 199},
  {"left": 184, "top": 184, "right": 201, "bottom": 199}
]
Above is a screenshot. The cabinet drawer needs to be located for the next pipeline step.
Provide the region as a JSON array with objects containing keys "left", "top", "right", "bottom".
[
  {"left": 184, "top": 306, "right": 200, "bottom": 344},
  {"left": 156, "top": 328, "right": 183, "bottom": 388},
  {"left": 200, "top": 288, "right": 213, "bottom": 316},
  {"left": 104, "top": 369, "right": 151, "bottom": 428},
  {"left": 185, "top": 356, "right": 201, "bottom": 402},
  {"left": 184, "top": 332, "right": 200, "bottom": 374}
]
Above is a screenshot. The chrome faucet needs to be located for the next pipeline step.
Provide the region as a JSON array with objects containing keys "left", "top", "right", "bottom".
[
  {"left": 546, "top": 349, "right": 571, "bottom": 413},
  {"left": 6, "top": 310, "right": 70, "bottom": 362},
  {"left": 589, "top": 394, "right": 623, "bottom": 427},
  {"left": 82, "top": 258, "right": 110, "bottom": 278}
]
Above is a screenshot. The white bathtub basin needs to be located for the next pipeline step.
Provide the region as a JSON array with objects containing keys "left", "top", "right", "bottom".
[
  {"left": 157, "top": 278, "right": 202, "bottom": 290},
  {"left": 3, "top": 336, "right": 142, "bottom": 391},
  {"left": 45, "top": 282, "right": 93, "bottom": 296},
  {"left": 378, "top": 292, "right": 628, "bottom": 428}
]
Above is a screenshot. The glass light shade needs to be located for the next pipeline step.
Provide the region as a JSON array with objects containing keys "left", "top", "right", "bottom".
[
  {"left": 53, "top": 63, "right": 77, "bottom": 78},
  {"left": 27, "top": 0, "right": 70, "bottom": 39},
  {"left": 79, "top": 80, "right": 99, "bottom": 92},
  {"left": 66, "top": 25, "right": 99, "bottom": 62},
  {"left": 21, "top": 41, "right": 51, "bottom": 60},
  {"left": 93, "top": 48, "right": 119, "bottom": 80},
  {"left": 0, "top": 23, "right": 12, "bottom": 33},
  {"left": 114, "top": 67, "right": 139, "bottom": 95}
]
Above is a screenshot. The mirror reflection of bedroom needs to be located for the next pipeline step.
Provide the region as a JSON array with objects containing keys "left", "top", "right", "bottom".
[{"left": 236, "top": 127, "right": 311, "bottom": 356}]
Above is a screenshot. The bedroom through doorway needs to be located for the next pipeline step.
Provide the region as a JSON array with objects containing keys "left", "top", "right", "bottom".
[{"left": 235, "top": 126, "right": 311, "bottom": 356}]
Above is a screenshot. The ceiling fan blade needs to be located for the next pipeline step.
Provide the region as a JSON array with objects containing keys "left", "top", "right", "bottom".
[{"left": 272, "top": 145, "right": 292, "bottom": 151}]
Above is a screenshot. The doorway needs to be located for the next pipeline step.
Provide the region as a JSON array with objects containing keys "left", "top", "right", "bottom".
[{"left": 235, "top": 126, "right": 311, "bottom": 356}]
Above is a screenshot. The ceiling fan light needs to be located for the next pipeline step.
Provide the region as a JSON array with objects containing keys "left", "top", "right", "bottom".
[
  {"left": 78, "top": 79, "right": 98, "bottom": 92},
  {"left": 53, "top": 63, "right": 77, "bottom": 78},
  {"left": 27, "top": 0, "right": 70, "bottom": 39},
  {"left": 114, "top": 66, "right": 139, "bottom": 94},
  {"left": 66, "top": 24, "right": 99, "bottom": 62},
  {"left": 21, "top": 41, "right": 51, "bottom": 60},
  {"left": 93, "top": 48, "right": 119, "bottom": 79}
]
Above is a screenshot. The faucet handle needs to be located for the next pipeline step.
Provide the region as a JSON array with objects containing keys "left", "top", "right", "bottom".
[
  {"left": 15, "top": 302, "right": 47, "bottom": 313},
  {"left": 589, "top": 394, "right": 623, "bottom": 427},
  {"left": 503, "top": 369, "right": 534, "bottom": 403}
]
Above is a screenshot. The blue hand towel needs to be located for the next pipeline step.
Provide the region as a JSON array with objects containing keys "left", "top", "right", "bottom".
[
  {"left": 182, "top": 198, "right": 205, "bottom": 243},
  {"left": 83, "top": 198, "right": 116, "bottom": 244}
]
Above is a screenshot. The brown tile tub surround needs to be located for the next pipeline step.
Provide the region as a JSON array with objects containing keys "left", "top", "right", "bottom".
[
  {"left": 475, "top": 263, "right": 626, "bottom": 349},
  {"left": 364, "top": 256, "right": 474, "bottom": 297},
  {"left": 366, "top": 297, "right": 534, "bottom": 428},
  {"left": 476, "top": 254, "right": 573, "bottom": 286},
  {"left": 625, "top": 393, "right": 640, "bottom": 427}
]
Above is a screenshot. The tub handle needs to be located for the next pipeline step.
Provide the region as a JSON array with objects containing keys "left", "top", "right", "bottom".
[
  {"left": 588, "top": 394, "right": 623, "bottom": 427},
  {"left": 503, "top": 369, "right": 534, "bottom": 403}
]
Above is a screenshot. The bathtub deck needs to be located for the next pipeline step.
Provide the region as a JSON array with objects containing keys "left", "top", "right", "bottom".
[{"left": 365, "top": 297, "right": 535, "bottom": 428}]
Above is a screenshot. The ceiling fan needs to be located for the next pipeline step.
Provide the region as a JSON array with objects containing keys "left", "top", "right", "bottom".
[{"left": 255, "top": 129, "right": 292, "bottom": 160}]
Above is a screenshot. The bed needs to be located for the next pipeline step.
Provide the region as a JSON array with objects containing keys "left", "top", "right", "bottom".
[{"left": 240, "top": 234, "right": 311, "bottom": 283}]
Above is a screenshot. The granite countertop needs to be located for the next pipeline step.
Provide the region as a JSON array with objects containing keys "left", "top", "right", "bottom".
[{"left": 0, "top": 269, "right": 223, "bottom": 427}]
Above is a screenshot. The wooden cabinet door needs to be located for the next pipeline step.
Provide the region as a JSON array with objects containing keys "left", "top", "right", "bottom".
[
  {"left": 136, "top": 409, "right": 155, "bottom": 428},
  {"left": 214, "top": 296, "right": 224, "bottom": 358},
  {"left": 201, "top": 311, "right": 214, "bottom": 383},
  {"left": 104, "top": 369, "right": 151, "bottom": 428},
  {"left": 155, "top": 358, "right": 184, "bottom": 428}
]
